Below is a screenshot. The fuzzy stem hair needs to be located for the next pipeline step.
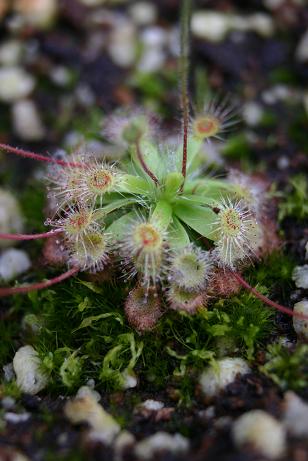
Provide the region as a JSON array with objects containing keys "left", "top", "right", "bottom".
[
  {"left": 0, "top": 143, "right": 85, "bottom": 168},
  {"left": 0, "top": 229, "right": 62, "bottom": 241},
  {"left": 0, "top": 266, "right": 79, "bottom": 297},
  {"left": 180, "top": 0, "right": 192, "bottom": 189},
  {"left": 234, "top": 272, "right": 308, "bottom": 321}
]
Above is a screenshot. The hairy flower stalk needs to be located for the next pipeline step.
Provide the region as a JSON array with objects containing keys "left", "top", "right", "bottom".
[
  {"left": 180, "top": 0, "right": 191, "bottom": 188},
  {"left": 0, "top": 143, "right": 85, "bottom": 168},
  {"left": 0, "top": 266, "right": 79, "bottom": 297},
  {"left": 0, "top": 229, "right": 62, "bottom": 241}
]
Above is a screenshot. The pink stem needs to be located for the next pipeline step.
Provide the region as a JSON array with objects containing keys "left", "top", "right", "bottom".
[
  {"left": 0, "top": 143, "right": 85, "bottom": 168},
  {"left": 0, "top": 266, "right": 79, "bottom": 297},
  {"left": 233, "top": 272, "right": 308, "bottom": 321},
  {"left": 0, "top": 229, "right": 62, "bottom": 241}
]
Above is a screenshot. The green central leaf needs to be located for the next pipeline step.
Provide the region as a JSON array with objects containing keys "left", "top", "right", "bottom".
[{"left": 173, "top": 203, "right": 217, "bottom": 239}]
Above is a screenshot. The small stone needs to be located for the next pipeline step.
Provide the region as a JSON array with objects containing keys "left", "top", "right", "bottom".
[
  {"left": 296, "top": 29, "right": 308, "bottom": 62},
  {"left": 13, "top": 345, "right": 48, "bottom": 395},
  {"left": 0, "top": 189, "right": 24, "bottom": 248},
  {"left": 4, "top": 412, "right": 30, "bottom": 423},
  {"left": 108, "top": 22, "right": 136, "bottom": 68},
  {"left": 232, "top": 410, "right": 286, "bottom": 459},
  {"left": 76, "top": 385, "right": 101, "bottom": 402},
  {"left": 3, "top": 363, "right": 15, "bottom": 382},
  {"left": 141, "top": 26, "right": 167, "bottom": 48},
  {"left": 242, "top": 102, "right": 263, "bottom": 127},
  {"left": 0, "top": 40, "right": 22, "bottom": 66},
  {"left": 292, "top": 300, "right": 308, "bottom": 341},
  {"left": 129, "top": 2, "right": 157, "bottom": 26},
  {"left": 134, "top": 432, "right": 189, "bottom": 460},
  {"left": 13, "top": 0, "right": 57, "bottom": 29},
  {"left": 50, "top": 66, "right": 71, "bottom": 87},
  {"left": 1, "top": 396, "right": 16, "bottom": 410},
  {"left": 0, "top": 249, "right": 31, "bottom": 282},
  {"left": 200, "top": 358, "right": 250, "bottom": 397},
  {"left": 263, "top": 0, "right": 284, "bottom": 9},
  {"left": 140, "top": 399, "right": 164, "bottom": 412},
  {"left": 0, "top": 67, "right": 35, "bottom": 102},
  {"left": 138, "top": 47, "right": 165, "bottom": 73},
  {"left": 121, "top": 369, "right": 138, "bottom": 389},
  {"left": 283, "top": 391, "right": 308, "bottom": 437},
  {"left": 191, "top": 11, "right": 230, "bottom": 42},
  {"left": 12, "top": 99, "right": 46, "bottom": 141},
  {"left": 114, "top": 431, "right": 136, "bottom": 461},
  {"left": 292, "top": 265, "right": 308, "bottom": 289},
  {"left": 247, "top": 13, "right": 274, "bottom": 37},
  {"left": 65, "top": 394, "right": 120, "bottom": 445}
]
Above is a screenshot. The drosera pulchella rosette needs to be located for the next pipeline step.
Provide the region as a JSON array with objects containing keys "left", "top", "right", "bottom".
[{"left": 0, "top": 0, "right": 307, "bottom": 329}]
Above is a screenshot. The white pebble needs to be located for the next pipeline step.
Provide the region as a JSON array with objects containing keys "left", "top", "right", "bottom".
[
  {"left": 232, "top": 410, "right": 286, "bottom": 459},
  {"left": 140, "top": 399, "right": 164, "bottom": 411},
  {"left": 200, "top": 358, "right": 250, "bottom": 397},
  {"left": 242, "top": 102, "right": 263, "bottom": 127},
  {"left": 296, "top": 29, "right": 308, "bottom": 62},
  {"left": 138, "top": 47, "right": 165, "bottom": 73},
  {"left": 1, "top": 396, "right": 16, "bottom": 410},
  {"left": 246, "top": 13, "right": 274, "bottom": 37},
  {"left": 0, "top": 67, "right": 35, "bottom": 102},
  {"left": 134, "top": 432, "right": 189, "bottom": 460},
  {"left": 0, "top": 249, "right": 31, "bottom": 282},
  {"left": 12, "top": 99, "right": 45, "bottom": 141},
  {"left": 283, "top": 391, "right": 308, "bottom": 437},
  {"left": 13, "top": 0, "right": 57, "bottom": 29},
  {"left": 292, "top": 265, "right": 308, "bottom": 289},
  {"left": 108, "top": 22, "right": 136, "bottom": 68},
  {"left": 65, "top": 394, "right": 120, "bottom": 445},
  {"left": 13, "top": 345, "right": 48, "bottom": 395},
  {"left": 76, "top": 385, "right": 101, "bottom": 402},
  {"left": 192, "top": 11, "right": 230, "bottom": 42},
  {"left": 4, "top": 412, "right": 30, "bottom": 423},
  {"left": 0, "top": 189, "right": 24, "bottom": 248},
  {"left": 141, "top": 26, "right": 167, "bottom": 48},
  {"left": 293, "top": 300, "right": 308, "bottom": 340},
  {"left": 263, "top": 0, "right": 284, "bottom": 9},
  {"left": 122, "top": 369, "right": 138, "bottom": 389},
  {"left": 114, "top": 431, "right": 136, "bottom": 461},
  {"left": 129, "top": 2, "right": 157, "bottom": 26},
  {"left": 0, "top": 40, "right": 22, "bottom": 66},
  {"left": 50, "top": 66, "right": 71, "bottom": 87}
]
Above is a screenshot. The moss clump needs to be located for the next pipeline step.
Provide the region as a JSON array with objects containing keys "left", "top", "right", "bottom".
[
  {"left": 278, "top": 175, "right": 308, "bottom": 222},
  {"left": 261, "top": 343, "right": 308, "bottom": 392},
  {"left": 2, "top": 257, "right": 289, "bottom": 397}
]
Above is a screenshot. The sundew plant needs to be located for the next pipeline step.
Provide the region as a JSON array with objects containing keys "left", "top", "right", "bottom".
[{"left": 0, "top": 0, "right": 307, "bottom": 333}]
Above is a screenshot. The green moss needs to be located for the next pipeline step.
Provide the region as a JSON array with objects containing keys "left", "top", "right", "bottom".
[
  {"left": 261, "top": 343, "right": 308, "bottom": 391},
  {"left": 278, "top": 175, "right": 308, "bottom": 221}
]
